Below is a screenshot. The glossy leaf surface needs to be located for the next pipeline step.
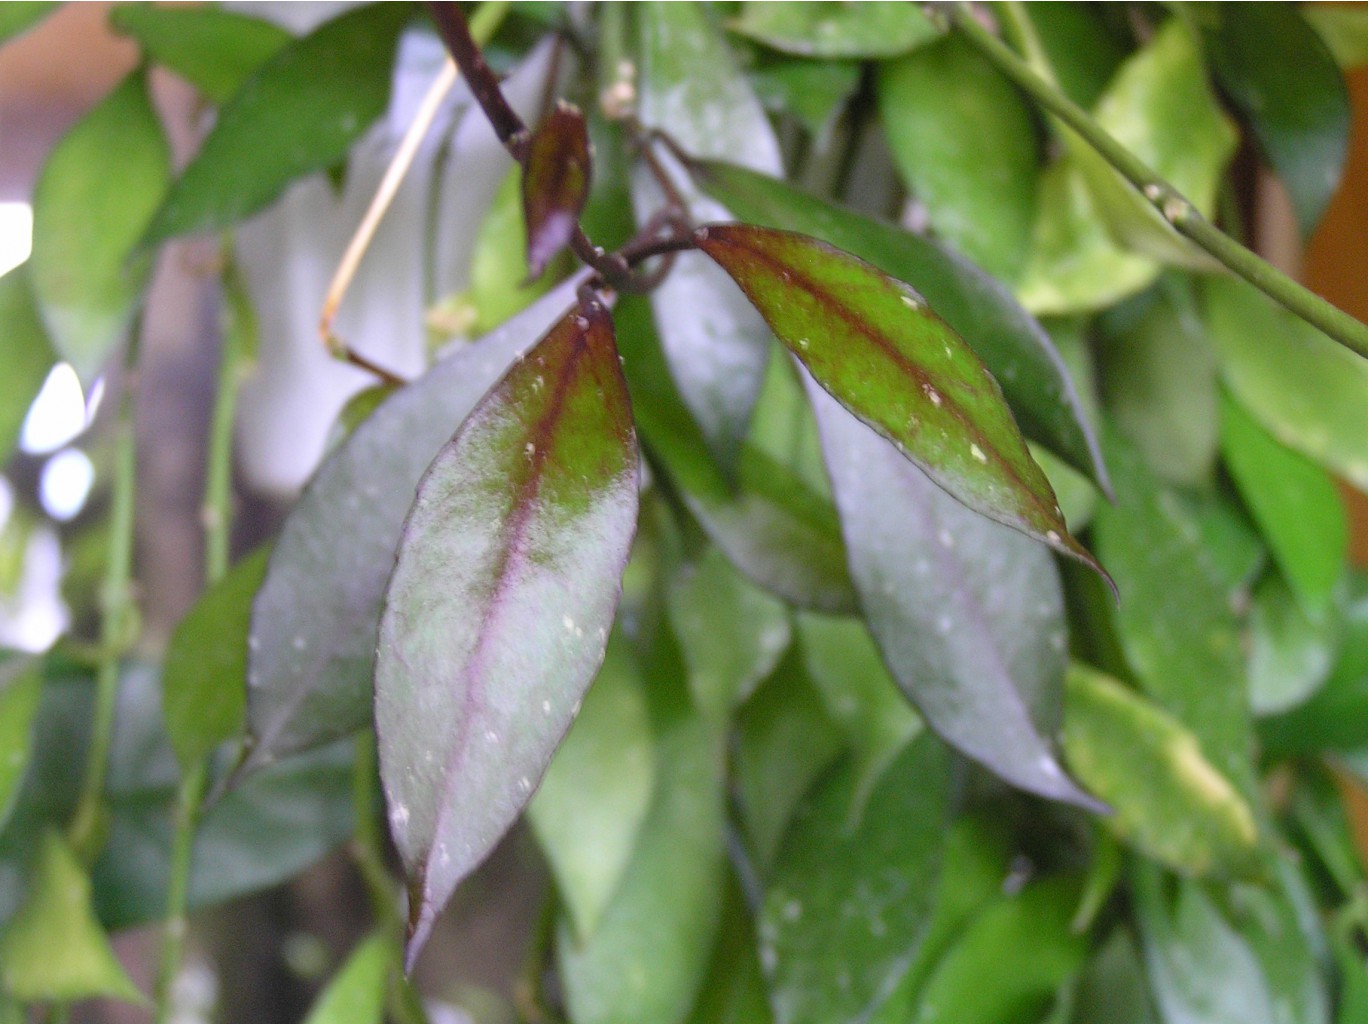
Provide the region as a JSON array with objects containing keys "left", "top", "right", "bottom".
[
  {"left": 1062, "top": 664, "right": 1259, "bottom": 876},
  {"left": 698, "top": 223, "right": 1096, "bottom": 570},
  {"left": 528, "top": 632, "right": 654, "bottom": 941},
  {"left": 749, "top": 55, "right": 860, "bottom": 141},
  {"left": 690, "top": 159, "right": 1108, "bottom": 490},
  {"left": 760, "top": 735, "right": 949, "bottom": 1024},
  {"left": 1206, "top": 277, "right": 1368, "bottom": 493},
  {"left": 300, "top": 933, "right": 391, "bottom": 1024},
  {"left": 809, "top": 385, "right": 1096, "bottom": 808},
  {"left": 1205, "top": 3, "right": 1350, "bottom": 236},
  {"left": 1220, "top": 391, "right": 1346, "bottom": 614},
  {"left": 0, "top": 267, "right": 55, "bottom": 462},
  {"left": 468, "top": 167, "right": 559, "bottom": 336},
  {"left": 245, "top": 279, "right": 585, "bottom": 769},
  {"left": 143, "top": 3, "right": 410, "bottom": 242},
  {"left": 162, "top": 547, "right": 268, "bottom": 769},
  {"left": 0, "top": 655, "right": 41, "bottom": 834},
  {"left": 109, "top": 3, "right": 291, "bottom": 104},
  {"left": 686, "top": 875, "right": 772, "bottom": 1024},
  {"left": 0, "top": 832, "right": 143, "bottom": 1004},
  {"left": 1248, "top": 574, "right": 1338, "bottom": 717},
  {"left": 878, "top": 35, "right": 1038, "bottom": 281},
  {"left": 377, "top": 299, "right": 638, "bottom": 964},
  {"left": 729, "top": 2, "right": 939, "bottom": 59},
  {"left": 1093, "top": 432, "right": 1257, "bottom": 803},
  {"left": 30, "top": 70, "right": 168, "bottom": 385},
  {"left": 634, "top": 2, "right": 781, "bottom": 465},
  {"left": 668, "top": 545, "right": 790, "bottom": 721},
  {"left": 523, "top": 102, "right": 592, "bottom": 278}
]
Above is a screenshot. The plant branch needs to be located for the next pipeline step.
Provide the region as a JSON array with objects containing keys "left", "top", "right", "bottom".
[
  {"left": 68, "top": 355, "right": 140, "bottom": 861},
  {"left": 946, "top": 1, "right": 1368, "bottom": 363}
]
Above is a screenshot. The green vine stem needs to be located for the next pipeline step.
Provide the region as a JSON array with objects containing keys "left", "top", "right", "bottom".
[
  {"left": 153, "top": 251, "right": 251, "bottom": 1024},
  {"left": 67, "top": 358, "right": 139, "bottom": 862},
  {"left": 945, "top": 2, "right": 1368, "bottom": 363}
]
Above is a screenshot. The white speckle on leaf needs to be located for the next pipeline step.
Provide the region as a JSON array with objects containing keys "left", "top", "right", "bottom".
[
  {"left": 970, "top": 444, "right": 987, "bottom": 464},
  {"left": 1046, "top": 530, "right": 1061, "bottom": 544},
  {"left": 391, "top": 804, "right": 409, "bottom": 827},
  {"left": 923, "top": 383, "right": 942, "bottom": 407}
]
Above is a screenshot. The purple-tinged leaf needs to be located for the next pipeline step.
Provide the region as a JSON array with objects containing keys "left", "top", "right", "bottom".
[
  {"left": 244, "top": 279, "right": 587, "bottom": 772},
  {"left": 695, "top": 223, "right": 1103, "bottom": 576},
  {"left": 522, "top": 101, "right": 591, "bottom": 279},
  {"left": 376, "top": 298, "right": 639, "bottom": 968},
  {"left": 808, "top": 384, "right": 1101, "bottom": 809}
]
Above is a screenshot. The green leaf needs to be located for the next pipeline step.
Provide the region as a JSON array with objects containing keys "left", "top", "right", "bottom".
[
  {"left": 1261, "top": 573, "right": 1368, "bottom": 756},
  {"left": 615, "top": 297, "right": 856, "bottom": 612},
  {"left": 1206, "top": 276, "right": 1368, "bottom": 494},
  {"left": 1219, "top": 861, "right": 1330, "bottom": 1024},
  {"left": 1072, "top": 19, "right": 1237, "bottom": 267},
  {"left": 749, "top": 55, "right": 860, "bottom": 141},
  {"left": 729, "top": 2, "right": 939, "bottom": 59},
  {"left": 1061, "top": 664, "right": 1259, "bottom": 877},
  {"left": 30, "top": 70, "right": 169, "bottom": 385},
  {"left": 0, "top": 654, "right": 42, "bottom": 835},
  {"left": 1024, "top": 5, "right": 1129, "bottom": 110},
  {"left": 300, "top": 932, "right": 392, "bottom": 1024},
  {"left": 808, "top": 385, "right": 1096, "bottom": 809},
  {"left": 143, "top": 2, "right": 411, "bottom": 243},
  {"left": 1204, "top": 3, "right": 1350, "bottom": 236},
  {"left": 877, "top": 35, "right": 1038, "bottom": 281},
  {"left": 1015, "top": 157, "right": 1159, "bottom": 316},
  {"left": 668, "top": 546, "right": 790, "bottom": 721},
  {"left": 760, "top": 735, "right": 950, "bottom": 1024},
  {"left": 1070, "top": 927, "right": 1157, "bottom": 1024},
  {"left": 558, "top": 683, "right": 726, "bottom": 1024},
  {"left": 523, "top": 102, "right": 592, "bottom": 277},
  {"left": 0, "top": 266, "right": 55, "bottom": 464},
  {"left": 0, "top": 831, "right": 144, "bottom": 1004},
  {"left": 0, "top": 3, "right": 55, "bottom": 45},
  {"left": 1333, "top": 926, "right": 1368, "bottom": 1024},
  {"left": 1132, "top": 864, "right": 1277, "bottom": 1024},
  {"left": 909, "top": 875, "right": 1089, "bottom": 1024},
  {"left": 1097, "top": 281, "right": 1220, "bottom": 487},
  {"left": 1305, "top": 6, "right": 1368, "bottom": 69},
  {"left": 162, "top": 547, "right": 268, "bottom": 769},
  {"left": 246, "top": 279, "right": 584, "bottom": 770},
  {"left": 468, "top": 166, "right": 560, "bottom": 336},
  {"left": 690, "top": 159, "right": 1110, "bottom": 492},
  {"left": 733, "top": 649, "right": 844, "bottom": 870},
  {"left": 795, "top": 614, "right": 919, "bottom": 813},
  {"left": 866, "top": 815, "right": 1013, "bottom": 1024},
  {"left": 696, "top": 224, "right": 1098, "bottom": 571},
  {"left": 686, "top": 873, "right": 772, "bottom": 1024},
  {"left": 528, "top": 632, "right": 655, "bottom": 942},
  {"left": 108, "top": 3, "right": 291, "bottom": 104},
  {"left": 1248, "top": 573, "right": 1338, "bottom": 717},
  {"left": 377, "top": 298, "right": 638, "bottom": 965},
  {"left": 1220, "top": 392, "right": 1347, "bottom": 613},
  {"left": 635, "top": 2, "right": 782, "bottom": 466},
  {"left": 1093, "top": 431, "right": 1258, "bottom": 803}
]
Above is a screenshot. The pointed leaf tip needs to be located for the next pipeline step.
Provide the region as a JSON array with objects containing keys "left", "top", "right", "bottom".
[
  {"left": 377, "top": 298, "right": 638, "bottom": 967},
  {"left": 694, "top": 222, "right": 1103, "bottom": 577},
  {"left": 523, "top": 101, "right": 592, "bottom": 279}
]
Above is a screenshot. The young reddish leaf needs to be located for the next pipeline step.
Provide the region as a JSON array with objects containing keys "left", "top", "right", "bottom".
[
  {"left": 695, "top": 224, "right": 1102, "bottom": 576},
  {"left": 376, "top": 298, "right": 639, "bottom": 968},
  {"left": 522, "top": 101, "right": 591, "bottom": 278}
]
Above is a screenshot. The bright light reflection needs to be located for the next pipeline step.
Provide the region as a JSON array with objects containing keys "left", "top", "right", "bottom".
[
  {"left": 40, "top": 448, "right": 94, "bottom": 522},
  {"left": 20, "top": 363, "right": 87, "bottom": 455},
  {"left": 0, "top": 478, "right": 12, "bottom": 534},
  {"left": 0, "top": 203, "right": 32, "bottom": 277}
]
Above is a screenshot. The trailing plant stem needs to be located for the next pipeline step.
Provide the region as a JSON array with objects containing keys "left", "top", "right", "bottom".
[
  {"left": 947, "top": 2, "right": 1368, "bottom": 363},
  {"left": 67, "top": 379, "right": 138, "bottom": 861}
]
